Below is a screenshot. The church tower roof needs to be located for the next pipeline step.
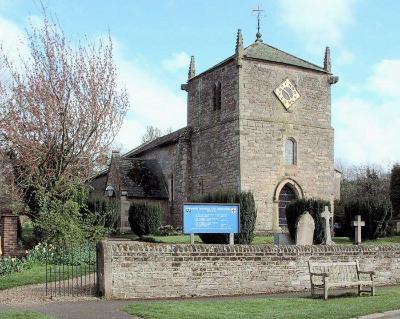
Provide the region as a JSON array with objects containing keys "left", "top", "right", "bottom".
[
  {"left": 243, "top": 41, "right": 327, "bottom": 73},
  {"left": 189, "top": 31, "right": 329, "bottom": 81}
]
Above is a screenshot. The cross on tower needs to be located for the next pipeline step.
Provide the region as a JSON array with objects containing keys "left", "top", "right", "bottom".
[
  {"left": 252, "top": 4, "right": 265, "bottom": 42},
  {"left": 351, "top": 215, "right": 365, "bottom": 245},
  {"left": 321, "top": 206, "right": 334, "bottom": 245}
]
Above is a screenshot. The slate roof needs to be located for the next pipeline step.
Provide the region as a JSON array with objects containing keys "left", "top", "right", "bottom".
[
  {"left": 243, "top": 41, "right": 326, "bottom": 73},
  {"left": 120, "top": 158, "right": 168, "bottom": 199},
  {"left": 192, "top": 40, "right": 327, "bottom": 80},
  {"left": 123, "top": 126, "right": 188, "bottom": 158}
]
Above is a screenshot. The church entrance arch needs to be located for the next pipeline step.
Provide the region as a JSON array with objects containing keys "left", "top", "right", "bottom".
[
  {"left": 272, "top": 179, "right": 303, "bottom": 231},
  {"left": 278, "top": 184, "right": 297, "bottom": 226}
]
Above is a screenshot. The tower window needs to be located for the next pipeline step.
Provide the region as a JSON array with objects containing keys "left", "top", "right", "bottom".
[
  {"left": 285, "top": 138, "right": 297, "bottom": 165},
  {"left": 213, "top": 81, "right": 222, "bottom": 110}
]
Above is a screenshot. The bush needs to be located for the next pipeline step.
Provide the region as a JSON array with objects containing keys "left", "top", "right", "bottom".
[
  {"left": 390, "top": 164, "right": 400, "bottom": 219},
  {"left": 190, "top": 191, "right": 257, "bottom": 245},
  {"left": 33, "top": 179, "right": 110, "bottom": 247},
  {"left": 155, "top": 225, "right": 182, "bottom": 236},
  {"left": 128, "top": 202, "right": 162, "bottom": 237},
  {"left": 286, "top": 198, "right": 331, "bottom": 244},
  {"left": 0, "top": 257, "right": 26, "bottom": 276},
  {"left": 87, "top": 195, "right": 120, "bottom": 230},
  {"left": 344, "top": 198, "right": 392, "bottom": 240},
  {"left": 333, "top": 200, "right": 347, "bottom": 237}
]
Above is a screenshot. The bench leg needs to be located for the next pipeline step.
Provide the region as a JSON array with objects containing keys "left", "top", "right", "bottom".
[
  {"left": 310, "top": 284, "right": 315, "bottom": 298},
  {"left": 358, "top": 284, "right": 362, "bottom": 296},
  {"left": 324, "top": 285, "right": 329, "bottom": 300},
  {"left": 371, "top": 284, "right": 375, "bottom": 296}
]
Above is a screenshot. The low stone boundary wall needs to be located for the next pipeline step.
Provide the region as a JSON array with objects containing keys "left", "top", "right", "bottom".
[{"left": 97, "top": 240, "right": 400, "bottom": 299}]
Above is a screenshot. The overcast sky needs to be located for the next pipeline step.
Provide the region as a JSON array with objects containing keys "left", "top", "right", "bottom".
[{"left": 1, "top": 0, "right": 399, "bottom": 166}]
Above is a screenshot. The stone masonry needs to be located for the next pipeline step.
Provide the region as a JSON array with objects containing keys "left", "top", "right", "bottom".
[
  {"left": 97, "top": 240, "right": 400, "bottom": 299},
  {"left": 239, "top": 57, "right": 335, "bottom": 231},
  {"left": 90, "top": 29, "right": 340, "bottom": 232}
]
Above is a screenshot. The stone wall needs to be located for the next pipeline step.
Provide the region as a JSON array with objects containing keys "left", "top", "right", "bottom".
[
  {"left": 239, "top": 59, "right": 336, "bottom": 231},
  {"left": 186, "top": 60, "right": 241, "bottom": 200},
  {"left": 97, "top": 241, "right": 400, "bottom": 299}
]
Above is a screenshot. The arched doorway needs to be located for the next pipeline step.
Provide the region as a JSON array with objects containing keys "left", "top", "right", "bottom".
[{"left": 278, "top": 184, "right": 297, "bottom": 227}]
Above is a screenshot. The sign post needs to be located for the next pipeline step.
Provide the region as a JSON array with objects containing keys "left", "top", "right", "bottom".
[{"left": 183, "top": 203, "right": 240, "bottom": 245}]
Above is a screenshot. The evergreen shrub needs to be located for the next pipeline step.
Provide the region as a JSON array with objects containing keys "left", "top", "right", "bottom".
[
  {"left": 390, "top": 164, "right": 400, "bottom": 219},
  {"left": 286, "top": 198, "right": 331, "bottom": 244},
  {"left": 190, "top": 191, "right": 257, "bottom": 244},
  {"left": 344, "top": 198, "right": 392, "bottom": 240},
  {"left": 128, "top": 202, "right": 162, "bottom": 237}
]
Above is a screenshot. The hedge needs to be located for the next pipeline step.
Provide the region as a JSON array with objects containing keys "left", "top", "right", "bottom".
[
  {"left": 344, "top": 198, "right": 392, "bottom": 240},
  {"left": 128, "top": 202, "right": 162, "bottom": 237},
  {"left": 390, "top": 164, "right": 400, "bottom": 219}
]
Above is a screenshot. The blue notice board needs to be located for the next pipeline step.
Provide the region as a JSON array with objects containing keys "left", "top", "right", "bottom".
[{"left": 183, "top": 203, "right": 240, "bottom": 234}]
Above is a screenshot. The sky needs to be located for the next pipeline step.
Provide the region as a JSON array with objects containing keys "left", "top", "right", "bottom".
[{"left": 0, "top": 0, "right": 399, "bottom": 167}]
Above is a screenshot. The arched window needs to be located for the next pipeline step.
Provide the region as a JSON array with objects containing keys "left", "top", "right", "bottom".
[
  {"left": 285, "top": 138, "right": 297, "bottom": 165},
  {"left": 213, "top": 81, "right": 222, "bottom": 110}
]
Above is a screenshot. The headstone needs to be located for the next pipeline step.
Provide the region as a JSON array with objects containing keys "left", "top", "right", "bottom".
[
  {"left": 295, "top": 212, "right": 315, "bottom": 245},
  {"left": 321, "top": 206, "right": 335, "bottom": 245},
  {"left": 351, "top": 215, "right": 365, "bottom": 245},
  {"left": 274, "top": 233, "right": 294, "bottom": 245}
]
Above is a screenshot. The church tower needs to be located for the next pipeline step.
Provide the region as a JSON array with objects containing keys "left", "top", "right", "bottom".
[{"left": 182, "top": 30, "right": 340, "bottom": 232}]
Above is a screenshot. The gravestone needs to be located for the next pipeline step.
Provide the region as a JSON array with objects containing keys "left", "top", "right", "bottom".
[
  {"left": 274, "top": 232, "right": 294, "bottom": 245},
  {"left": 295, "top": 212, "right": 315, "bottom": 245},
  {"left": 351, "top": 215, "right": 365, "bottom": 245},
  {"left": 321, "top": 206, "right": 335, "bottom": 245}
]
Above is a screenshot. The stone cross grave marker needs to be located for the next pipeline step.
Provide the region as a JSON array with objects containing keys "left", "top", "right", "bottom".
[
  {"left": 295, "top": 211, "right": 315, "bottom": 245},
  {"left": 321, "top": 206, "right": 335, "bottom": 245},
  {"left": 351, "top": 215, "right": 365, "bottom": 245}
]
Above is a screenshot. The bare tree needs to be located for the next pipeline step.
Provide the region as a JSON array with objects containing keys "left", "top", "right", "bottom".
[
  {"left": 0, "top": 13, "right": 128, "bottom": 216},
  {"left": 339, "top": 163, "right": 390, "bottom": 203},
  {"left": 141, "top": 126, "right": 163, "bottom": 144}
]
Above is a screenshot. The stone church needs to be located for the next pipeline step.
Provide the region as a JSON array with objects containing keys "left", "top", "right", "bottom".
[{"left": 90, "top": 29, "right": 341, "bottom": 233}]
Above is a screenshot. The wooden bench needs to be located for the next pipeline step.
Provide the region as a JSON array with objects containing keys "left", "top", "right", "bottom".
[{"left": 308, "top": 261, "right": 375, "bottom": 300}]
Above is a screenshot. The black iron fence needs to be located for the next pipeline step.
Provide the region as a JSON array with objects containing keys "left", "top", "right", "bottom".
[{"left": 45, "top": 243, "right": 98, "bottom": 297}]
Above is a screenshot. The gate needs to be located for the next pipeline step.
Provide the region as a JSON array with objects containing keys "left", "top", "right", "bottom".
[{"left": 45, "top": 243, "right": 98, "bottom": 297}]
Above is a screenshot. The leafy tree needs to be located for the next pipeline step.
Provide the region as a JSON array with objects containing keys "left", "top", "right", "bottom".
[
  {"left": 0, "top": 11, "right": 128, "bottom": 218},
  {"left": 390, "top": 164, "right": 400, "bottom": 219},
  {"left": 33, "top": 179, "right": 110, "bottom": 247}
]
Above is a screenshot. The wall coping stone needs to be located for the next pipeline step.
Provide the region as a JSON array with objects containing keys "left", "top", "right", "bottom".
[{"left": 106, "top": 240, "right": 400, "bottom": 254}]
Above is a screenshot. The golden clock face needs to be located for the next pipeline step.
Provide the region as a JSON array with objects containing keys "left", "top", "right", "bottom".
[{"left": 274, "top": 79, "right": 300, "bottom": 110}]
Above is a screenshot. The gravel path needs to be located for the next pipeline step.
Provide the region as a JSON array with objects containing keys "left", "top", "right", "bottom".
[{"left": 0, "top": 275, "right": 97, "bottom": 305}]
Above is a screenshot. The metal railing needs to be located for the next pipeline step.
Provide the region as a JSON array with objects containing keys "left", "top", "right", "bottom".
[{"left": 45, "top": 243, "right": 98, "bottom": 297}]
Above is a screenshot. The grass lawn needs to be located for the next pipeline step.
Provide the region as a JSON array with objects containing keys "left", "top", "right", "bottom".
[
  {"left": 333, "top": 236, "right": 400, "bottom": 245},
  {"left": 124, "top": 286, "right": 400, "bottom": 319},
  {"left": 0, "top": 264, "right": 92, "bottom": 290},
  {"left": 0, "top": 311, "right": 54, "bottom": 319}
]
